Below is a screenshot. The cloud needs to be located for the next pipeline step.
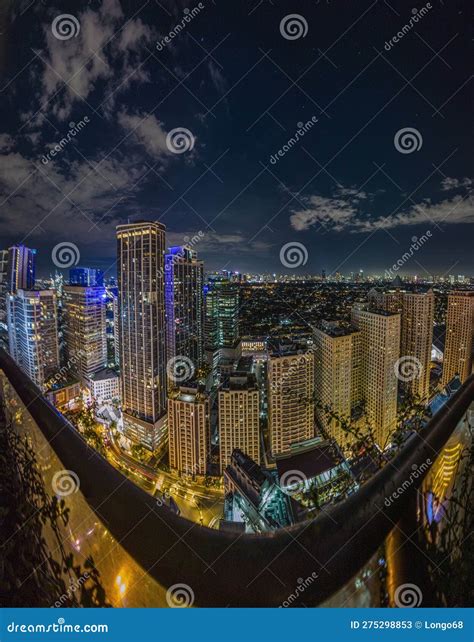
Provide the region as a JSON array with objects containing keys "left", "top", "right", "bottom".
[
  {"left": 290, "top": 180, "right": 474, "bottom": 234},
  {"left": 440, "top": 176, "right": 473, "bottom": 191},
  {"left": 117, "top": 111, "right": 170, "bottom": 159}
]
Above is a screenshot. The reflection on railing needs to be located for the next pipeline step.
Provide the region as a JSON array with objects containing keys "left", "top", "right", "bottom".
[{"left": 1, "top": 344, "right": 473, "bottom": 608}]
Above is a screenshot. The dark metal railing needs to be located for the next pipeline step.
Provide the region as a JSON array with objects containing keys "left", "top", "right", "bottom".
[{"left": 1, "top": 347, "right": 473, "bottom": 607}]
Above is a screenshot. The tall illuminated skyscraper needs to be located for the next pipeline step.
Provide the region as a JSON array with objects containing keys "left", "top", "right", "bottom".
[
  {"left": 8, "top": 245, "right": 36, "bottom": 292},
  {"left": 165, "top": 246, "right": 204, "bottom": 370},
  {"left": 63, "top": 285, "right": 107, "bottom": 381},
  {"left": 267, "top": 340, "right": 314, "bottom": 457},
  {"left": 313, "top": 322, "right": 360, "bottom": 449},
  {"left": 204, "top": 280, "right": 239, "bottom": 350},
  {"left": 218, "top": 372, "right": 260, "bottom": 473},
  {"left": 401, "top": 290, "right": 434, "bottom": 400},
  {"left": 0, "top": 249, "right": 8, "bottom": 326},
  {"left": 351, "top": 305, "right": 400, "bottom": 449},
  {"left": 117, "top": 221, "right": 167, "bottom": 450},
  {"left": 69, "top": 266, "right": 104, "bottom": 287},
  {"left": 168, "top": 384, "right": 210, "bottom": 477},
  {"left": 442, "top": 291, "right": 474, "bottom": 386},
  {"left": 8, "top": 289, "right": 59, "bottom": 389}
]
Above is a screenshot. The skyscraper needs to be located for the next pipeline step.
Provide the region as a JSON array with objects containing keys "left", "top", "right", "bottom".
[
  {"left": 313, "top": 322, "right": 360, "bottom": 449},
  {"left": 168, "top": 384, "right": 210, "bottom": 477},
  {"left": 63, "top": 285, "right": 107, "bottom": 381},
  {"left": 442, "top": 291, "right": 474, "bottom": 386},
  {"left": 267, "top": 340, "right": 314, "bottom": 457},
  {"left": 0, "top": 250, "right": 8, "bottom": 326},
  {"left": 400, "top": 290, "right": 434, "bottom": 400},
  {"left": 117, "top": 221, "right": 167, "bottom": 450},
  {"left": 204, "top": 280, "right": 239, "bottom": 351},
  {"left": 218, "top": 372, "right": 260, "bottom": 473},
  {"left": 351, "top": 305, "right": 400, "bottom": 449},
  {"left": 8, "top": 245, "right": 36, "bottom": 292},
  {"left": 8, "top": 289, "right": 59, "bottom": 389},
  {"left": 69, "top": 266, "right": 104, "bottom": 287},
  {"left": 165, "top": 246, "right": 204, "bottom": 371}
]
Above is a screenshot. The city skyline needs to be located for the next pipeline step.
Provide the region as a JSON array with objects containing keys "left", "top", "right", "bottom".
[{"left": 0, "top": 0, "right": 472, "bottom": 278}]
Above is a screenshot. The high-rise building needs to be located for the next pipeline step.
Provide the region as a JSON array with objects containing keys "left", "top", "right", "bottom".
[
  {"left": 313, "top": 321, "right": 360, "bottom": 448},
  {"left": 267, "top": 340, "right": 314, "bottom": 457},
  {"left": 63, "top": 285, "right": 107, "bottom": 381},
  {"left": 117, "top": 221, "right": 167, "bottom": 450},
  {"left": 69, "top": 267, "right": 104, "bottom": 287},
  {"left": 442, "top": 292, "right": 474, "bottom": 386},
  {"left": 8, "top": 289, "right": 59, "bottom": 389},
  {"left": 168, "top": 384, "right": 210, "bottom": 477},
  {"left": 165, "top": 246, "right": 204, "bottom": 371},
  {"left": 218, "top": 372, "right": 260, "bottom": 474},
  {"left": 368, "top": 288, "right": 403, "bottom": 314},
  {"left": 111, "top": 290, "right": 120, "bottom": 367},
  {"left": 351, "top": 305, "right": 400, "bottom": 449},
  {"left": 204, "top": 280, "right": 239, "bottom": 351},
  {"left": 400, "top": 290, "right": 434, "bottom": 400},
  {"left": 0, "top": 249, "right": 8, "bottom": 326},
  {"left": 8, "top": 245, "right": 36, "bottom": 292}
]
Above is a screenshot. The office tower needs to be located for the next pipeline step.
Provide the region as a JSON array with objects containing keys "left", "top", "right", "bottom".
[
  {"left": 117, "top": 222, "right": 167, "bottom": 450},
  {"left": 218, "top": 372, "right": 260, "bottom": 474},
  {"left": 168, "top": 384, "right": 210, "bottom": 477},
  {"left": 351, "top": 305, "right": 401, "bottom": 449},
  {"left": 313, "top": 322, "right": 360, "bottom": 448},
  {"left": 442, "top": 292, "right": 474, "bottom": 386},
  {"left": 368, "top": 288, "right": 403, "bottom": 314},
  {"left": 111, "top": 290, "right": 120, "bottom": 366},
  {"left": 63, "top": 285, "right": 107, "bottom": 381},
  {"left": 8, "top": 245, "right": 36, "bottom": 292},
  {"left": 69, "top": 267, "right": 104, "bottom": 287},
  {"left": 267, "top": 340, "right": 314, "bottom": 457},
  {"left": 8, "top": 289, "right": 59, "bottom": 389},
  {"left": 0, "top": 250, "right": 8, "bottom": 325},
  {"left": 165, "top": 246, "right": 204, "bottom": 371},
  {"left": 204, "top": 280, "right": 239, "bottom": 350},
  {"left": 400, "top": 290, "right": 434, "bottom": 400}
]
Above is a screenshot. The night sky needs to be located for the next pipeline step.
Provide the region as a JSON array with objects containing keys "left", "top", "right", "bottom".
[{"left": 0, "top": 0, "right": 471, "bottom": 278}]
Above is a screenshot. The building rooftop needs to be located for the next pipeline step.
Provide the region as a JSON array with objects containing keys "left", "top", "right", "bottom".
[
  {"left": 317, "top": 320, "right": 358, "bottom": 338},
  {"left": 276, "top": 442, "right": 341, "bottom": 481},
  {"left": 88, "top": 367, "right": 119, "bottom": 382},
  {"left": 220, "top": 371, "right": 257, "bottom": 391}
]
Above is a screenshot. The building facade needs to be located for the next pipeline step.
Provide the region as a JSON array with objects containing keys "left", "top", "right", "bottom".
[
  {"left": 8, "top": 289, "right": 59, "bottom": 389},
  {"left": 168, "top": 384, "right": 210, "bottom": 477},
  {"left": 442, "top": 291, "right": 474, "bottom": 386},
  {"left": 165, "top": 246, "right": 204, "bottom": 371},
  {"left": 401, "top": 290, "right": 435, "bottom": 400},
  {"left": 351, "top": 305, "right": 401, "bottom": 449},
  {"left": 0, "top": 249, "right": 8, "bottom": 326},
  {"left": 204, "top": 280, "right": 239, "bottom": 351},
  {"left": 8, "top": 245, "right": 36, "bottom": 292},
  {"left": 313, "top": 322, "right": 360, "bottom": 449},
  {"left": 218, "top": 372, "right": 260, "bottom": 473},
  {"left": 63, "top": 285, "right": 107, "bottom": 381},
  {"left": 267, "top": 341, "right": 314, "bottom": 457},
  {"left": 69, "top": 267, "right": 104, "bottom": 287},
  {"left": 117, "top": 221, "right": 167, "bottom": 450}
]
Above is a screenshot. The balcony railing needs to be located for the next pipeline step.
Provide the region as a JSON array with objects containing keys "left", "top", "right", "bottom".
[{"left": 1, "top": 346, "right": 473, "bottom": 607}]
